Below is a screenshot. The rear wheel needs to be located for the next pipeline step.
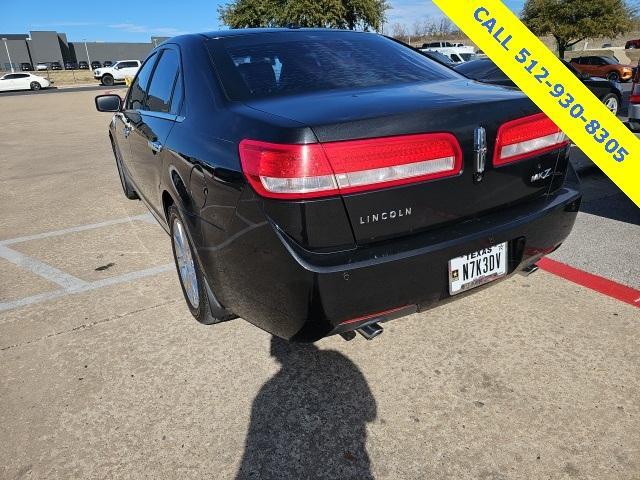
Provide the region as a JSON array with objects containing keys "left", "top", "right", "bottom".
[
  {"left": 168, "top": 205, "right": 236, "bottom": 325},
  {"left": 110, "top": 137, "right": 138, "bottom": 200},
  {"left": 30, "top": 81, "right": 41, "bottom": 91},
  {"left": 607, "top": 72, "right": 620, "bottom": 82},
  {"left": 601, "top": 94, "right": 619, "bottom": 115},
  {"left": 101, "top": 74, "right": 114, "bottom": 86}
]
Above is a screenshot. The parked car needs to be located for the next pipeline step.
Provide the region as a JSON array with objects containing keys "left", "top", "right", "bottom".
[
  {"left": 569, "top": 55, "right": 633, "bottom": 82},
  {"left": 78, "top": 61, "right": 89, "bottom": 70},
  {"left": 95, "top": 29, "right": 581, "bottom": 342},
  {"left": 103, "top": 60, "right": 114, "bottom": 67},
  {"left": 419, "top": 50, "right": 456, "bottom": 67},
  {"left": 65, "top": 61, "right": 77, "bottom": 70},
  {"left": 422, "top": 41, "right": 469, "bottom": 49},
  {"left": 91, "top": 61, "right": 102, "bottom": 70},
  {"left": 625, "top": 39, "right": 640, "bottom": 49},
  {"left": 20, "top": 62, "right": 33, "bottom": 71},
  {"left": 35, "top": 62, "right": 48, "bottom": 71},
  {"left": 455, "top": 58, "right": 623, "bottom": 115},
  {"left": 444, "top": 51, "right": 479, "bottom": 64},
  {"left": 50, "top": 61, "right": 62, "bottom": 70},
  {"left": 421, "top": 45, "right": 475, "bottom": 58},
  {"left": 93, "top": 59, "right": 141, "bottom": 86},
  {"left": 0, "top": 72, "right": 51, "bottom": 92},
  {"left": 627, "top": 65, "right": 640, "bottom": 131}
]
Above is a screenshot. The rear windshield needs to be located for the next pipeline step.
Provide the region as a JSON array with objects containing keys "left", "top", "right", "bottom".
[{"left": 207, "top": 31, "right": 457, "bottom": 101}]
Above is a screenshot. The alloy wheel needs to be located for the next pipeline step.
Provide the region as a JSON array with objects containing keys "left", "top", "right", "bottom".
[
  {"left": 604, "top": 97, "right": 619, "bottom": 115},
  {"left": 172, "top": 219, "right": 199, "bottom": 308}
]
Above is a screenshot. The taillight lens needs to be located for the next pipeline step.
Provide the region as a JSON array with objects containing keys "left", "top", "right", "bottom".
[
  {"left": 494, "top": 113, "right": 568, "bottom": 166},
  {"left": 631, "top": 82, "right": 640, "bottom": 104},
  {"left": 238, "top": 141, "right": 338, "bottom": 199},
  {"left": 240, "top": 133, "right": 462, "bottom": 199}
]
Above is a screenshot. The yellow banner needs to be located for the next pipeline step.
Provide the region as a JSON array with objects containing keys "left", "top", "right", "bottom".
[{"left": 433, "top": 0, "right": 640, "bottom": 207}]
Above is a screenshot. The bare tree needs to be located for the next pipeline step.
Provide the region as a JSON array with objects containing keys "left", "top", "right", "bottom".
[{"left": 390, "top": 22, "right": 408, "bottom": 40}]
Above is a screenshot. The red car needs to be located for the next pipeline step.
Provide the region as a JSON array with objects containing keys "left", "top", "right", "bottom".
[{"left": 625, "top": 39, "right": 640, "bottom": 49}]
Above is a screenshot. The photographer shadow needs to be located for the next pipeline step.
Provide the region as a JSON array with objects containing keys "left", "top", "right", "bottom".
[{"left": 235, "top": 336, "right": 376, "bottom": 480}]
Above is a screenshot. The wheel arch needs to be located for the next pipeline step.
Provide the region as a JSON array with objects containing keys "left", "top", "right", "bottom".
[{"left": 162, "top": 190, "right": 175, "bottom": 225}]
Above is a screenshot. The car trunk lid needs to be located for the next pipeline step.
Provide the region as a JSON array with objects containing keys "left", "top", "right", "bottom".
[{"left": 243, "top": 79, "right": 567, "bottom": 245}]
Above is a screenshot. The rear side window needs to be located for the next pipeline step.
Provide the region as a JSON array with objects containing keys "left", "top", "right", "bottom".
[
  {"left": 208, "top": 32, "right": 457, "bottom": 101},
  {"left": 145, "top": 49, "right": 180, "bottom": 113},
  {"left": 126, "top": 53, "right": 157, "bottom": 110}
]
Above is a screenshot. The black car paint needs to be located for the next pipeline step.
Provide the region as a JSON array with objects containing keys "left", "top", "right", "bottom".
[
  {"left": 455, "top": 58, "right": 623, "bottom": 105},
  {"left": 104, "top": 29, "right": 581, "bottom": 342}
]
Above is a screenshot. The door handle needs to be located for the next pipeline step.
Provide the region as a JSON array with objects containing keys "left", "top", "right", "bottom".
[
  {"left": 148, "top": 140, "right": 163, "bottom": 154},
  {"left": 123, "top": 125, "right": 132, "bottom": 138}
]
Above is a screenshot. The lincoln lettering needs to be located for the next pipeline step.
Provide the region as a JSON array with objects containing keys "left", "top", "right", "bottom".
[{"left": 360, "top": 208, "right": 412, "bottom": 225}]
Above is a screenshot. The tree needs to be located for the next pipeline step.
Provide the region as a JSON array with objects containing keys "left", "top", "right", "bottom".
[
  {"left": 218, "top": 0, "right": 388, "bottom": 31},
  {"left": 390, "top": 22, "right": 409, "bottom": 41},
  {"left": 522, "top": 0, "right": 636, "bottom": 59}
]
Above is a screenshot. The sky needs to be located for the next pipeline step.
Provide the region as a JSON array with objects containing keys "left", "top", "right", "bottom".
[{"left": 1, "top": 0, "right": 526, "bottom": 42}]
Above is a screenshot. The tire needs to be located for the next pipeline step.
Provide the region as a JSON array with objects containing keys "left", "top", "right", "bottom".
[
  {"left": 168, "top": 205, "right": 236, "bottom": 325},
  {"left": 601, "top": 93, "right": 619, "bottom": 116},
  {"left": 607, "top": 72, "right": 620, "bottom": 82},
  {"left": 110, "top": 137, "right": 138, "bottom": 200},
  {"left": 30, "top": 81, "right": 41, "bottom": 91},
  {"left": 101, "top": 74, "right": 114, "bottom": 86}
]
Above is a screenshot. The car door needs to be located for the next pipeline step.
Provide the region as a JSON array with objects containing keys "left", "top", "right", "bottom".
[
  {"left": 0, "top": 74, "right": 19, "bottom": 91},
  {"left": 119, "top": 53, "right": 159, "bottom": 188},
  {"left": 120, "top": 61, "right": 139, "bottom": 78},
  {"left": 572, "top": 57, "right": 590, "bottom": 76},
  {"left": 127, "top": 46, "right": 182, "bottom": 215},
  {"left": 587, "top": 57, "right": 604, "bottom": 77},
  {"left": 13, "top": 74, "right": 31, "bottom": 90}
]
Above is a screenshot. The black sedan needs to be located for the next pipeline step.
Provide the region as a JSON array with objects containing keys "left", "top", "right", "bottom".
[
  {"left": 95, "top": 29, "right": 581, "bottom": 342},
  {"left": 455, "top": 58, "right": 623, "bottom": 115}
]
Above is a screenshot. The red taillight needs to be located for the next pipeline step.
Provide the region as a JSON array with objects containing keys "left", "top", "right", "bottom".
[
  {"left": 494, "top": 113, "right": 568, "bottom": 166},
  {"left": 238, "top": 141, "right": 338, "bottom": 199},
  {"left": 240, "top": 133, "right": 463, "bottom": 199},
  {"left": 631, "top": 82, "right": 640, "bottom": 104}
]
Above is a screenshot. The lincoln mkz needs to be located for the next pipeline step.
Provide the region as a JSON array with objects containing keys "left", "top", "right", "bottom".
[{"left": 95, "top": 29, "right": 581, "bottom": 342}]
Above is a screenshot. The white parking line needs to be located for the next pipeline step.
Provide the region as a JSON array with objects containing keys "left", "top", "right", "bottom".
[
  {"left": 0, "top": 213, "right": 154, "bottom": 246},
  {"left": 0, "top": 245, "right": 88, "bottom": 290},
  {"left": 0, "top": 213, "right": 172, "bottom": 315},
  {"left": 0, "top": 263, "right": 173, "bottom": 316}
]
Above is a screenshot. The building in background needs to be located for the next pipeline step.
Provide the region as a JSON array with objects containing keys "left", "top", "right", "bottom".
[{"left": 0, "top": 31, "right": 168, "bottom": 70}]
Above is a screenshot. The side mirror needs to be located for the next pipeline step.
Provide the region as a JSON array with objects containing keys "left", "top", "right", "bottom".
[{"left": 95, "top": 94, "right": 122, "bottom": 112}]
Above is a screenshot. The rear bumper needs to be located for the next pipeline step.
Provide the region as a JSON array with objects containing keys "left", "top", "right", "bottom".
[
  {"left": 629, "top": 103, "right": 640, "bottom": 122},
  {"left": 198, "top": 177, "right": 581, "bottom": 342}
]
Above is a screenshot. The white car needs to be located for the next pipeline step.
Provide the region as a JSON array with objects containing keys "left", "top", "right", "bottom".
[
  {"left": 93, "top": 60, "right": 141, "bottom": 86},
  {"left": 35, "top": 63, "right": 49, "bottom": 71},
  {"left": 0, "top": 72, "right": 51, "bottom": 92},
  {"left": 420, "top": 46, "right": 477, "bottom": 64}
]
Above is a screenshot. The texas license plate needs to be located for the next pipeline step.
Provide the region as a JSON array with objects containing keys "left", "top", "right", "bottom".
[{"left": 448, "top": 243, "right": 508, "bottom": 295}]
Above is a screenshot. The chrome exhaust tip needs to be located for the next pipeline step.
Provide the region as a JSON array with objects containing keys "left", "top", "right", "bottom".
[
  {"left": 357, "top": 323, "right": 384, "bottom": 340},
  {"left": 521, "top": 264, "right": 539, "bottom": 276}
]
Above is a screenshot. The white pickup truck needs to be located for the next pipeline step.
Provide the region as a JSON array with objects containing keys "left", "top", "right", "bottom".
[{"left": 93, "top": 60, "right": 141, "bottom": 86}]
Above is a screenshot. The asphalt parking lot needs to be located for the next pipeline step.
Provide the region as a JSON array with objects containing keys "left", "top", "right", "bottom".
[{"left": 1, "top": 89, "right": 638, "bottom": 479}]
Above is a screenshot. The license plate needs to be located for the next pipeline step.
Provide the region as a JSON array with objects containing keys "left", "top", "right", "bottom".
[{"left": 448, "top": 243, "right": 508, "bottom": 295}]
